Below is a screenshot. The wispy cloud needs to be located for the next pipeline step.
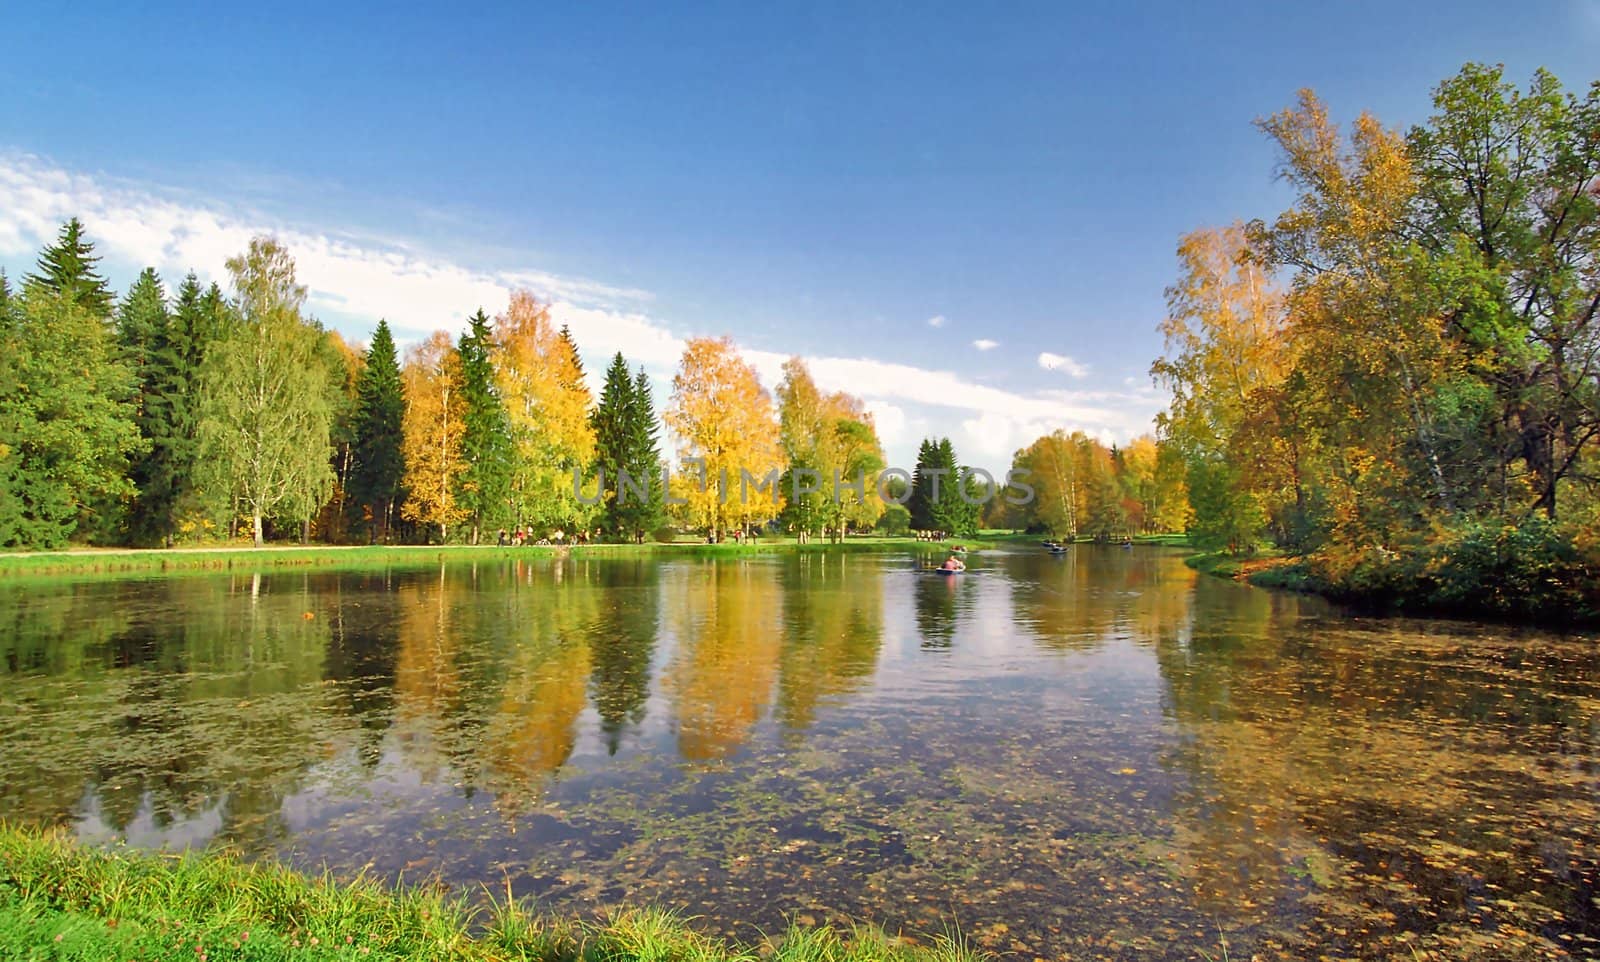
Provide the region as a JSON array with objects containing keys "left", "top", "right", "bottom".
[
  {"left": 972, "top": 338, "right": 998, "bottom": 351},
  {"left": 1037, "top": 351, "right": 1089, "bottom": 377},
  {"left": 0, "top": 151, "right": 1162, "bottom": 468}
]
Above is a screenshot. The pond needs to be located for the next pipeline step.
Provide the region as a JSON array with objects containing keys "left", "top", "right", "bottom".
[{"left": 2, "top": 546, "right": 1598, "bottom": 959}]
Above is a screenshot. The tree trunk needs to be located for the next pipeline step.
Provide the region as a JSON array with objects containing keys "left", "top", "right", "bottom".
[{"left": 253, "top": 513, "right": 264, "bottom": 547}]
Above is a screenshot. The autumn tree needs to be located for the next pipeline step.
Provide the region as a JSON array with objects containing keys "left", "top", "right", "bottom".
[
  {"left": 1150, "top": 224, "right": 1294, "bottom": 550},
  {"left": 663, "top": 336, "right": 782, "bottom": 541},
  {"left": 400, "top": 330, "right": 467, "bottom": 542},
  {"left": 196, "top": 237, "right": 337, "bottom": 546},
  {"left": 492, "top": 292, "right": 596, "bottom": 533},
  {"left": 319, "top": 329, "right": 364, "bottom": 542}
]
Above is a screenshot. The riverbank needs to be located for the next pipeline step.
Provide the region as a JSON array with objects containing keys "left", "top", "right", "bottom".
[
  {"left": 0, "top": 537, "right": 943, "bottom": 579},
  {"left": 0, "top": 826, "right": 979, "bottom": 962},
  {"left": 0, "top": 532, "right": 1190, "bottom": 580},
  {"left": 1185, "top": 548, "right": 1600, "bottom": 627}
]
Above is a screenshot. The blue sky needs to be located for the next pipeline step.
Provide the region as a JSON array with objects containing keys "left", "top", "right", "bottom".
[{"left": 2, "top": 1, "right": 1596, "bottom": 469}]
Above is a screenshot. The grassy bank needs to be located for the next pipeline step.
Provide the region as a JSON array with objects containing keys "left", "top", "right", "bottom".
[
  {"left": 0, "top": 537, "right": 951, "bottom": 580},
  {"left": 0, "top": 826, "right": 980, "bottom": 962},
  {"left": 0, "top": 531, "right": 1188, "bottom": 581}
]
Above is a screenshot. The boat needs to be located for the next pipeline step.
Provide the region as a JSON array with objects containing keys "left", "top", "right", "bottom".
[{"left": 933, "top": 566, "right": 963, "bottom": 576}]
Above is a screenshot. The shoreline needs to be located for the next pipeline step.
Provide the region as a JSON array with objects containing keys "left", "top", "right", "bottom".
[
  {"left": 1184, "top": 550, "right": 1600, "bottom": 629},
  {"left": 0, "top": 825, "right": 981, "bottom": 962},
  {"left": 0, "top": 533, "right": 1190, "bottom": 581},
  {"left": 0, "top": 536, "right": 997, "bottom": 580}
]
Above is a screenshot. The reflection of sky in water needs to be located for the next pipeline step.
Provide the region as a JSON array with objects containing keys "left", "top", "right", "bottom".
[
  {"left": 76, "top": 787, "right": 227, "bottom": 851},
  {"left": 5, "top": 548, "right": 1600, "bottom": 959}
]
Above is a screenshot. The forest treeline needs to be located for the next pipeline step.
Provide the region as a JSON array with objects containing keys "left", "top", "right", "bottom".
[
  {"left": 0, "top": 223, "right": 1179, "bottom": 549},
  {"left": 1151, "top": 63, "right": 1600, "bottom": 619}
]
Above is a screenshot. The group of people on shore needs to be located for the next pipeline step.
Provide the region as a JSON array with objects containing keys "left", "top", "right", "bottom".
[{"left": 496, "top": 528, "right": 602, "bottom": 547}]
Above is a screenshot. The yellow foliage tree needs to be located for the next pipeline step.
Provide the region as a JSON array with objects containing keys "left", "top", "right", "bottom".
[
  {"left": 664, "top": 336, "right": 783, "bottom": 541},
  {"left": 400, "top": 330, "right": 467, "bottom": 541},
  {"left": 776, "top": 357, "right": 885, "bottom": 541},
  {"left": 491, "top": 291, "right": 596, "bottom": 533}
]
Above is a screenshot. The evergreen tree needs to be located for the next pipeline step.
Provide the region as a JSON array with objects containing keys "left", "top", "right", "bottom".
[
  {"left": 116, "top": 269, "right": 189, "bottom": 545},
  {"left": 908, "top": 437, "right": 979, "bottom": 536},
  {"left": 908, "top": 439, "right": 939, "bottom": 531},
  {"left": 590, "top": 353, "right": 634, "bottom": 537},
  {"left": 622, "top": 367, "right": 665, "bottom": 540},
  {"left": 164, "top": 274, "right": 231, "bottom": 534},
  {"left": 349, "top": 319, "right": 406, "bottom": 542},
  {"left": 455, "top": 309, "right": 514, "bottom": 542},
  {"left": 25, "top": 218, "right": 115, "bottom": 318},
  {"left": 590, "top": 354, "right": 664, "bottom": 540},
  {"left": 557, "top": 324, "right": 586, "bottom": 387}
]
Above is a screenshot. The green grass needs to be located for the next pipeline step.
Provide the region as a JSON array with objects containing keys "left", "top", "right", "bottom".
[
  {"left": 0, "top": 825, "right": 983, "bottom": 962},
  {"left": 1184, "top": 550, "right": 1321, "bottom": 594},
  {"left": 0, "top": 537, "right": 951, "bottom": 580}
]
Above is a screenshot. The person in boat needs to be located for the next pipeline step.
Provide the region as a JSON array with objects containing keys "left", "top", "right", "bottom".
[{"left": 940, "top": 554, "right": 966, "bottom": 572}]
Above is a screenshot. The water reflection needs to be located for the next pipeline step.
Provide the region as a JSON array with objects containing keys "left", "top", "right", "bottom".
[{"left": 1, "top": 548, "right": 1598, "bottom": 959}]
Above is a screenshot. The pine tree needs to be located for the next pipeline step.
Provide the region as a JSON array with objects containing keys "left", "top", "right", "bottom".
[
  {"left": 349, "top": 319, "right": 406, "bottom": 542},
  {"left": 456, "top": 309, "right": 514, "bottom": 543},
  {"left": 25, "top": 218, "right": 115, "bottom": 319}
]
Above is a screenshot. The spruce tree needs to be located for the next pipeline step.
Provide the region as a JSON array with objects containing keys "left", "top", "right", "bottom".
[
  {"left": 456, "top": 309, "right": 514, "bottom": 542},
  {"left": 590, "top": 353, "right": 634, "bottom": 538},
  {"left": 349, "top": 319, "right": 406, "bottom": 542},
  {"left": 25, "top": 218, "right": 115, "bottom": 318},
  {"left": 557, "top": 325, "right": 586, "bottom": 387},
  {"left": 908, "top": 438, "right": 939, "bottom": 532},
  {"left": 927, "top": 437, "right": 981, "bottom": 536},
  {"left": 591, "top": 353, "right": 664, "bottom": 539},
  {"left": 116, "top": 269, "right": 188, "bottom": 545},
  {"left": 621, "top": 367, "right": 665, "bottom": 541}
]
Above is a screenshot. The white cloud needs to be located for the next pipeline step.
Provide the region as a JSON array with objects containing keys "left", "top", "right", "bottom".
[
  {"left": 972, "top": 338, "right": 998, "bottom": 351},
  {"left": 0, "top": 151, "right": 1164, "bottom": 470},
  {"left": 926, "top": 314, "right": 946, "bottom": 328},
  {"left": 1037, "top": 351, "right": 1089, "bottom": 377}
]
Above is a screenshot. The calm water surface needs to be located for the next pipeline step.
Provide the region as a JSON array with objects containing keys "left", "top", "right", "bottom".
[{"left": 3, "top": 547, "right": 1599, "bottom": 959}]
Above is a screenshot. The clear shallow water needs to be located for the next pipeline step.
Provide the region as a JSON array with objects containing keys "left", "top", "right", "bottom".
[{"left": 3, "top": 547, "right": 1599, "bottom": 959}]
